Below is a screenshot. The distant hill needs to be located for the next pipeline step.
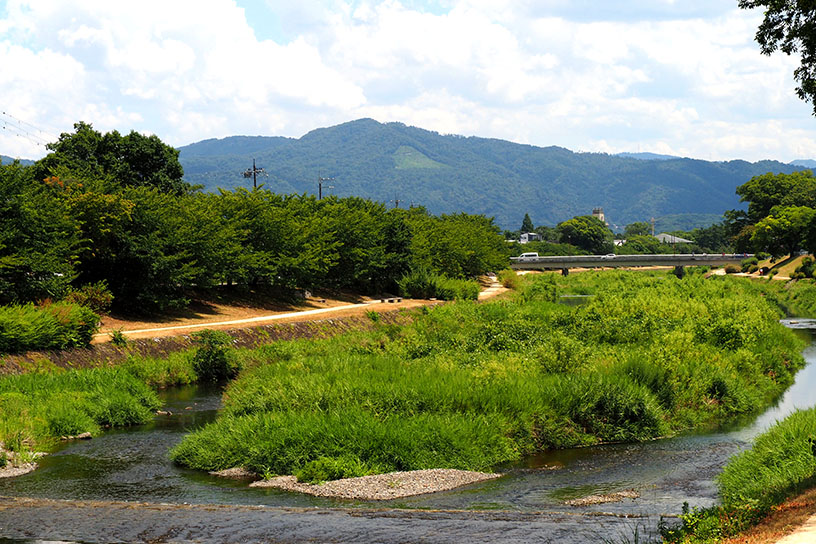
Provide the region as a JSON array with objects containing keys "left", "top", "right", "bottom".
[
  {"left": 178, "top": 119, "right": 804, "bottom": 229},
  {"left": 790, "top": 159, "right": 816, "bottom": 168},
  {"left": 616, "top": 152, "right": 681, "bottom": 161},
  {"left": 0, "top": 155, "right": 33, "bottom": 166}
]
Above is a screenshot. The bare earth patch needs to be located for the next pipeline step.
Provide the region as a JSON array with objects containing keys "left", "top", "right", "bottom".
[
  {"left": 720, "top": 487, "right": 816, "bottom": 544},
  {"left": 248, "top": 469, "right": 503, "bottom": 500}
]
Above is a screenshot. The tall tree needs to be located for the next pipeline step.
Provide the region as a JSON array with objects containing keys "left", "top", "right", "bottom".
[
  {"left": 520, "top": 213, "right": 534, "bottom": 233},
  {"left": 739, "top": 1, "right": 816, "bottom": 115},
  {"left": 33, "top": 122, "right": 190, "bottom": 195},
  {"left": 557, "top": 215, "right": 614, "bottom": 254}
]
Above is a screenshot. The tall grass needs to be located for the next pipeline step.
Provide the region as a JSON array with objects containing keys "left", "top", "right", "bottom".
[
  {"left": 0, "top": 302, "right": 99, "bottom": 353},
  {"left": 0, "top": 367, "right": 160, "bottom": 452},
  {"left": 398, "top": 268, "right": 480, "bottom": 300},
  {"left": 172, "top": 271, "right": 806, "bottom": 481}
]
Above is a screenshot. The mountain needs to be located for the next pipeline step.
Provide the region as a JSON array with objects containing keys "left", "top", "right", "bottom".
[
  {"left": 0, "top": 155, "right": 33, "bottom": 166},
  {"left": 178, "top": 119, "right": 803, "bottom": 229},
  {"left": 616, "top": 152, "right": 680, "bottom": 161},
  {"left": 790, "top": 159, "right": 816, "bottom": 168}
]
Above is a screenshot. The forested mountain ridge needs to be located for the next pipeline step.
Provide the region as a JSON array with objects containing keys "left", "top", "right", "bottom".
[{"left": 177, "top": 119, "right": 804, "bottom": 228}]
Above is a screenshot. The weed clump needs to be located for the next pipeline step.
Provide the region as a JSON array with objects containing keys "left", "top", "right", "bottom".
[
  {"left": 0, "top": 302, "right": 99, "bottom": 353},
  {"left": 191, "top": 329, "right": 240, "bottom": 382}
]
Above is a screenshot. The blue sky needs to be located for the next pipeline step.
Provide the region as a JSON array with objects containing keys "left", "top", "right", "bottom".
[{"left": 1, "top": 0, "right": 815, "bottom": 162}]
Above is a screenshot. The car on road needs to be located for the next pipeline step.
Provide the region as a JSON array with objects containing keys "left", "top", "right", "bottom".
[
  {"left": 601, "top": 253, "right": 616, "bottom": 260},
  {"left": 512, "top": 252, "right": 540, "bottom": 262}
]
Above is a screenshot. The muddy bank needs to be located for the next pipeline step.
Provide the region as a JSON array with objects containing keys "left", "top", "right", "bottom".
[
  {"left": 0, "top": 496, "right": 660, "bottom": 544},
  {"left": 0, "top": 307, "right": 429, "bottom": 376}
]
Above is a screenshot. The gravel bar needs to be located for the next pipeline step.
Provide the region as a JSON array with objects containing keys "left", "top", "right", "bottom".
[{"left": 248, "top": 468, "right": 503, "bottom": 500}]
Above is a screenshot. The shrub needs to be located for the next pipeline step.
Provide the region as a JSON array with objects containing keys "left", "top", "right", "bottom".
[
  {"left": 497, "top": 269, "right": 520, "bottom": 289},
  {"left": 724, "top": 264, "right": 740, "bottom": 274},
  {"left": 398, "top": 269, "right": 479, "bottom": 300},
  {"left": 741, "top": 257, "right": 759, "bottom": 272},
  {"left": 191, "top": 329, "right": 240, "bottom": 382},
  {"left": 795, "top": 257, "right": 815, "bottom": 279},
  {"left": 64, "top": 281, "right": 114, "bottom": 314},
  {"left": 0, "top": 302, "right": 99, "bottom": 353},
  {"left": 110, "top": 329, "right": 128, "bottom": 347}
]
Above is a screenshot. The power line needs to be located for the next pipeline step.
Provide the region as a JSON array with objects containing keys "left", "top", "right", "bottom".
[{"left": 0, "top": 110, "right": 58, "bottom": 149}]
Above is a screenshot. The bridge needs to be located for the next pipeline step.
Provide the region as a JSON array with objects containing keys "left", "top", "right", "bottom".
[{"left": 510, "top": 253, "right": 751, "bottom": 273}]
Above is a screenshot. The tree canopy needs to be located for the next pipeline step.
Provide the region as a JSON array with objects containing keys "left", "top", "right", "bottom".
[
  {"left": 730, "top": 170, "right": 816, "bottom": 257},
  {"left": 556, "top": 215, "right": 614, "bottom": 254},
  {"left": 739, "top": 1, "right": 816, "bottom": 115}
]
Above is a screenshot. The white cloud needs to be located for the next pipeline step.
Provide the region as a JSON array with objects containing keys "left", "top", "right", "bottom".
[{"left": 0, "top": 0, "right": 814, "bottom": 163}]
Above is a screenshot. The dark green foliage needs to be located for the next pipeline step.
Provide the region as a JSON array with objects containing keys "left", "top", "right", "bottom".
[
  {"left": 64, "top": 281, "right": 114, "bottom": 314},
  {"left": 739, "top": 1, "right": 816, "bottom": 115},
  {"left": 0, "top": 303, "right": 99, "bottom": 353},
  {"left": 556, "top": 215, "right": 614, "bottom": 254},
  {"left": 33, "top": 122, "right": 190, "bottom": 195},
  {"left": 110, "top": 329, "right": 128, "bottom": 347},
  {"left": 0, "top": 163, "right": 78, "bottom": 304},
  {"left": 521, "top": 213, "right": 534, "bottom": 233},
  {"left": 191, "top": 329, "right": 239, "bottom": 382},
  {"left": 793, "top": 256, "right": 816, "bottom": 278},
  {"left": 3, "top": 152, "right": 506, "bottom": 311}
]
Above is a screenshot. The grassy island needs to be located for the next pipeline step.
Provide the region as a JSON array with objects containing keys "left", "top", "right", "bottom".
[{"left": 170, "top": 271, "right": 806, "bottom": 482}]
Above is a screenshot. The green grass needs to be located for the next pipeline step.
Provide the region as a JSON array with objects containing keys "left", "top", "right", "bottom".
[
  {"left": 171, "top": 271, "right": 806, "bottom": 481},
  {"left": 0, "top": 302, "right": 99, "bottom": 353},
  {"left": 0, "top": 367, "right": 161, "bottom": 452}
]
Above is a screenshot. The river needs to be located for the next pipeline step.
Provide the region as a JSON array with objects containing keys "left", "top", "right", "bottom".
[{"left": 0, "top": 320, "right": 814, "bottom": 543}]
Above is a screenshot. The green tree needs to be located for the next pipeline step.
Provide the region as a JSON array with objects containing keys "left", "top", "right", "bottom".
[
  {"left": 750, "top": 206, "right": 816, "bottom": 258},
  {"left": 0, "top": 164, "right": 78, "bottom": 304},
  {"left": 735, "top": 170, "right": 816, "bottom": 223},
  {"left": 739, "top": 1, "right": 816, "bottom": 115},
  {"left": 557, "top": 215, "right": 614, "bottom": 254},
  {"left": 624, "top": 221, "right": 652, "bottom": 238},
  {"left": 520, "top": 213, "right": 534, "bottom": 233},
  {"left": 33, "top": 122, "right": 190, "bottom": 195}
]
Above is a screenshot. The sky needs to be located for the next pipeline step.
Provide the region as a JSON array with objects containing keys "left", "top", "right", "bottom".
[{"left": 1, "top": 0, "right": 815, "bottom": 162}]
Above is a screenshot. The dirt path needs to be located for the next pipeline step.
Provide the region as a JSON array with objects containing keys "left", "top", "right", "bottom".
[{"left": 93, "top": 279, "right": 507, "bottom": 344}]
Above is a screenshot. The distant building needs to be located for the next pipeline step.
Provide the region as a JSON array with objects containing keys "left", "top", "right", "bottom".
[
  {"left": 655, "top": 233, "right": 694, "bottom": 244},
  {"left": 592, "top": 207, "right": 608, "bottom": 226},
  {"left": 519, "top": 232, "right": 541, "bottom": 244}
]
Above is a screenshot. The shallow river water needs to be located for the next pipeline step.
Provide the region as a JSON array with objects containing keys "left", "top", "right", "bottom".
[{"left": 1, "top": 320, "right": 815, "bottom": 543}]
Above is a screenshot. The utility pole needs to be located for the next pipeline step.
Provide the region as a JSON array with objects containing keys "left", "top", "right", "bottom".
[
  {"left": 650, "top": 217, "right": 656, "bottom": 236},
  {"left": 390, "top": 193, "right": 401, "bottom": 208},
  {"left": 318, "top": 176, "right": 335, "bottom": 200},
  {"left": 243, "top": 158, "right": 267, "bottom": 189}
]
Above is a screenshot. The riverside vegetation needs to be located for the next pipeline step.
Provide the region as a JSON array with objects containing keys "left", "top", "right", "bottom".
[
  {"left": 169, "top": 271, "right": 806, "bottom": 483},
  {"left": 1, "top": 269, "right": 812, "bottom": 523},
  {"left": 661, "top": 277, "right": 816, "bottom": 542}
]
